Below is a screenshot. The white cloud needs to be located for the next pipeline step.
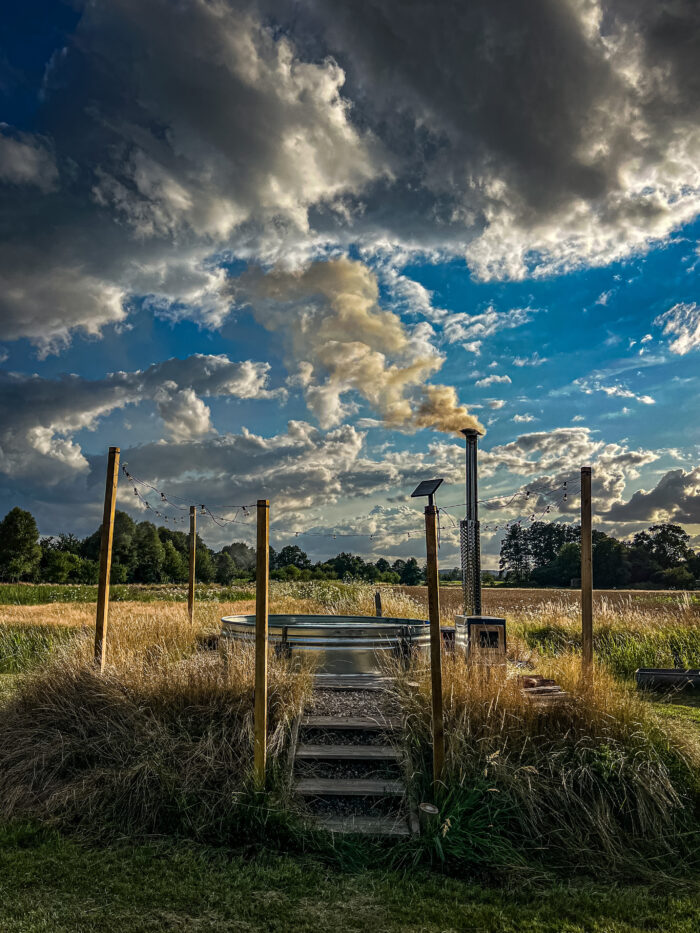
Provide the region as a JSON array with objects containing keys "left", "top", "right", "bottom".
[
  {"left": 513, "top": 413, "right": 535, "bottom": 423},
  {"left": 475, "top": 374, "right": 512, "bottom": 388},
  {"left": 574, "top": 377, "right": 655, "bottom": 406},
  {"left": 654, "top": 302, "right": 700, "bottom": 355},
  {"left": 513, "top": 353, "right": 547, "bottom": 367}
]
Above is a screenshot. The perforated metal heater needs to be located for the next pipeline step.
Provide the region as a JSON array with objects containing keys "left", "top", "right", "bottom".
[{"left": 460, "top": 428, "right": 483, "bottom": 617}]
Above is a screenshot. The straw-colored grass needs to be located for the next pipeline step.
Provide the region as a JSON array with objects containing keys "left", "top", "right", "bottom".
[
  {"left": 394, "top": 649, "right": 700, "bottom": 876},
  {"left": 1, "top": 582, "right": 699, "bottom": 874},
  {"left": 0, "top": 601, "right": 312, "bottom": 842}
]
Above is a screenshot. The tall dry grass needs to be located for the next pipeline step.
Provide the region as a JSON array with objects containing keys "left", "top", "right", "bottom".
[
  {"left": 395, "top": 649, "right": 700, "bottom": 876},
  {"left": 0, "top": 602, "right": 313, "bottom": 842}
]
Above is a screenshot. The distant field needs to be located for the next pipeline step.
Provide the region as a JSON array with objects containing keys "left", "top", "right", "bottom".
[
  {"left": 398, "top": 585, "right": 700, "bottom": 617},
  {"left": 0, "top": 582, "right": 254, "bottom": 605}
]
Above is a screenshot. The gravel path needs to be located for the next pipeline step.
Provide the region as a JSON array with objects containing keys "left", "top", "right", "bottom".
[{"left": 306, "top": 689, "right": 400, "bottom": 719}]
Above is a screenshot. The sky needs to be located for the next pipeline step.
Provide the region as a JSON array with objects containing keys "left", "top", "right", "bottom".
[{"left": 1, "top": 0, "right": 699, "bottom": 567}]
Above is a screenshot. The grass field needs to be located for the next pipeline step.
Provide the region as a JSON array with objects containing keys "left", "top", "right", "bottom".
[
  {"left": 1, "top": 824, "right": 699, "bottom": 933},
  {"left": 1, "top": 583, "right": 699, "bottom": 930}
]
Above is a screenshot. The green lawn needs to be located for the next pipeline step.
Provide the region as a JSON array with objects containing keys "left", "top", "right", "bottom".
[
  {"left": 646, "top": 692, "right": 700, "bottom": 728},
  {"left": 0, "top": 825, "right": 698, "bottom": 933}
]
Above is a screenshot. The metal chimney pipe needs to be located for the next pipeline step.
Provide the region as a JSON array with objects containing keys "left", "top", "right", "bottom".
[
  {"left": 460, "top": 428, "right": 483, "bottom": 616},
  {"left": 462, "top": 429, "right": 480, "bottom": 522}
]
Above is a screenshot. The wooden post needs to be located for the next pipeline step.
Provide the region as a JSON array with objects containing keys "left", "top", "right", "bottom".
[
  {"left": 581, "top": 466, "right": 593, "bottom": 674},
  {"left": 374, "top": 590, "right": 383, "bottom": 617},
  {"left": 94, "top": 446, "right": 120, "bottom": 672},
  {"left": 188, "top": 505, "right": 196, "bottom": 624},
  {"left": 254, "top": 498, "right": 270, "bottom": 787},
  {"left": 424, "top": 503, "right": 445, "bottom": 790}
]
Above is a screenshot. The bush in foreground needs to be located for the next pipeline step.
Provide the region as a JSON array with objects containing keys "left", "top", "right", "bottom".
[
  {"left": 395, "top": 653, "right": 700, "bottom": 879},
  {"left": 0, "top": 609, "right": 312, "bottom": 843}
]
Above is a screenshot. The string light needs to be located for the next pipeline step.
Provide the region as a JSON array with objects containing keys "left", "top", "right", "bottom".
[{"left": 121, "top": 462, "right": 582, "bottom": 543}]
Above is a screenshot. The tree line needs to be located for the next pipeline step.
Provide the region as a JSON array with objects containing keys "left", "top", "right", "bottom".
[
  {"left": 499, "top": 520, "right": 700, "bottom": 589},
  {"left": 0, "top": 507, "right": 426, "bottom": 586}
]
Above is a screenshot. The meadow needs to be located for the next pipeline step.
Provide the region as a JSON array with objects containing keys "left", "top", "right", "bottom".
[{"left": 1, "top": 582, "right": 699, "bottom": 931}]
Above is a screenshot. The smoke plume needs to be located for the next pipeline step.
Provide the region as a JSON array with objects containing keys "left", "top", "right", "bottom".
[{"left": 233, "top": 258, "right": 483, "bottom": 435}]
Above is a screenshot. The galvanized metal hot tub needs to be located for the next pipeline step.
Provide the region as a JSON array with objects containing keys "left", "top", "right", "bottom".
[{"left": 220, "top": 613, "right": 430, "bottom": 679}]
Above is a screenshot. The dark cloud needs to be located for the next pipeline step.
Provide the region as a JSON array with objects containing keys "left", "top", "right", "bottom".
[{"left": 605, "top": 467, "right": 700, "bottom": 523}]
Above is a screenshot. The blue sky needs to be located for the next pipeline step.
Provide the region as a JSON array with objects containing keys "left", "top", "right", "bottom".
[{"left": 1, "top": 0, "right": 699, "bottom": 565}]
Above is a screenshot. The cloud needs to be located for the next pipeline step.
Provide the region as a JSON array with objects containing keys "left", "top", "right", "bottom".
[
  {"left": 605, "top": 467, "right": 700, "bottom": 523},
  {"left": 513, "top": 353, "right": 547, "bottom": 367},
  {"left": 3, "top": 0, "right": 698, "bottom": 359},
  {"left": 654, "top": 302, "right": 700, "bottom": 355},
  {"left": 574, "top": 377, "right": 655, "bottom": 405},
  {"left": 0, "top": 0, "right": 387, "bottom": 352},
  {"left": 513, "top": 413, "right": 535, "bottom": 423},
  {"left": 0, "top": 126, "right": 58, "bottom": 191},
  {"left": 233, "top": 257, "right": 483, "bottom": 435},
  {"left": 289, "top": 0, "right": 700, "bottom": 277},
  {"left": 475, "top": 374, "right": 512, "bottom": 388},
  {"left": 0, "top": 355, "right": 279, "bottom": 481}
]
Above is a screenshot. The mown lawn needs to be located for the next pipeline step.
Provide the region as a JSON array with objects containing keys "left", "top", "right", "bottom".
[{"left": 1, "top": 825, "right": 699, "bottom": 933}]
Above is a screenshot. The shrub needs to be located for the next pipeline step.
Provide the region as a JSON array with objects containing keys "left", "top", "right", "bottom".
[
  {"left": 0, "top": 610, "right": 313, "bottom": 843},
  {"left": 395, "top": 652, "right": 700, "bottom": 878}
]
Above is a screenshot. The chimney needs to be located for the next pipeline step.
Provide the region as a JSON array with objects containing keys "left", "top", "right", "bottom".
[{"left": 460, "top": 427, "right": 483, "bottom": 616}]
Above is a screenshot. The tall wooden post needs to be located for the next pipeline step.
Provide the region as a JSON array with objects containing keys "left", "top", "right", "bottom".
[
  {"left": 425, "top": 502, "right": 445, "bottom": 790},
  {"left": 188, "top": 505, "right": 196, "bottom": 624},
  {"left": 94, "top": 446, "right": 120, "bottom": 672},
  {"left": 254, "top": 498, "right": 270, "bottom": 787},
  {"left": 581, "top": 466, "right": 593, "bottom": 674}
]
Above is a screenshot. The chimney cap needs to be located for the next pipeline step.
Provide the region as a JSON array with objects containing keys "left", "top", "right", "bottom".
[{"left": 460, "top": 427, "right": 484, "bottom": 438}]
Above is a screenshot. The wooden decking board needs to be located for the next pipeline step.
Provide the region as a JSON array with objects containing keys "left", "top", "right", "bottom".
[
  {"left": 295, "top": 743, "right": 401, "bottom": 761},
  {"left": 313, "top": 674, "right": 392, "bottom": 691},
  {"left": 301, "top": 715, "right": 401, "bottom": 731},
  {"left": 296, "top": 777, "right": 405, "bottom": 796},
  {"left": 314, "top": 815, "right": 410, "bottom": 837}
]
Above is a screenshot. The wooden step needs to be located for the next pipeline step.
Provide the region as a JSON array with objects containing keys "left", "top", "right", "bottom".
[
  {"left": 301, "top": 715, "right": 400, "bottom": 731},
  {"left": 522, "top": 685, "right": 564, "bottom": 695},
  {"left": 296, "top": 777, "right": 405, "bottom": 797},
  {"left": 313, "top": 674, "right": 392, "bottom": 691},
  {"left": 295, "top": 743, "right": 401, "bottom": 761},
  {"left": 314, "top": 815, "right": 410, "bottom": 837}
]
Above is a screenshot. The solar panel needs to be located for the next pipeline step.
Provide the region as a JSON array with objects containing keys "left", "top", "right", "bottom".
[{"left": 410, "top": 478, "right": 444, "bottom": 498}]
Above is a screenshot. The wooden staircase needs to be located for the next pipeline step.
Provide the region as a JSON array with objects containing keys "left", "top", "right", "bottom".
[{"left": 293, "top": 714, "right": 414, "bottom": 837}]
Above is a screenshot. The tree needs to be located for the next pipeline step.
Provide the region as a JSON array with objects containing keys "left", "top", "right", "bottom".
[
  {"left": 162, "top": 540, "right": 188, "bottom": 583},
  {"left": 53, "top": 532, "right": 82, "bottom": 554},
  {"left": 222, "top": 542, "right": 256, "bottom": 573},
  {"left": 131, "top": 522, "right": 165, "bottom": 583},
  {"left": 276, "top": 545, "right": 311, "bottom": 570},
  {"left": 82, "top": 510, "right": 137, "bottom": 580},
  {"left": 631, "top": 524, "right": 693, "bottom": 570},
  {"left": 654, "top": 566, "right": 695, "bottom": 590},
  {"left": 555, "top": 541, "right": 581, "bottom": 585},
  {"left": 39, "top": 544, "right": 75, "bottom": 583},
  {"left": 499, "top": 524, "right": 531, "bottom": 582},
  {"left": 528, "top": 521, "right": 576, "bottom": 570},
  {"left": 592, "top": 532, "right": 630, "bottom": 588},
  {"left": 214, "top": 551, "right": 238, "bottom": 585},
  {"left": 375, "top": 558, "right": 391, "bottom": 574},
  {"left": 0, "top": 507, "right": 42, "bottom": 581},
  {"left": 195, "top": 541, "right": 215, "bottom": 583},
  {"left": 399, "top": 557, "right": 423, "bottom": 585}
]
